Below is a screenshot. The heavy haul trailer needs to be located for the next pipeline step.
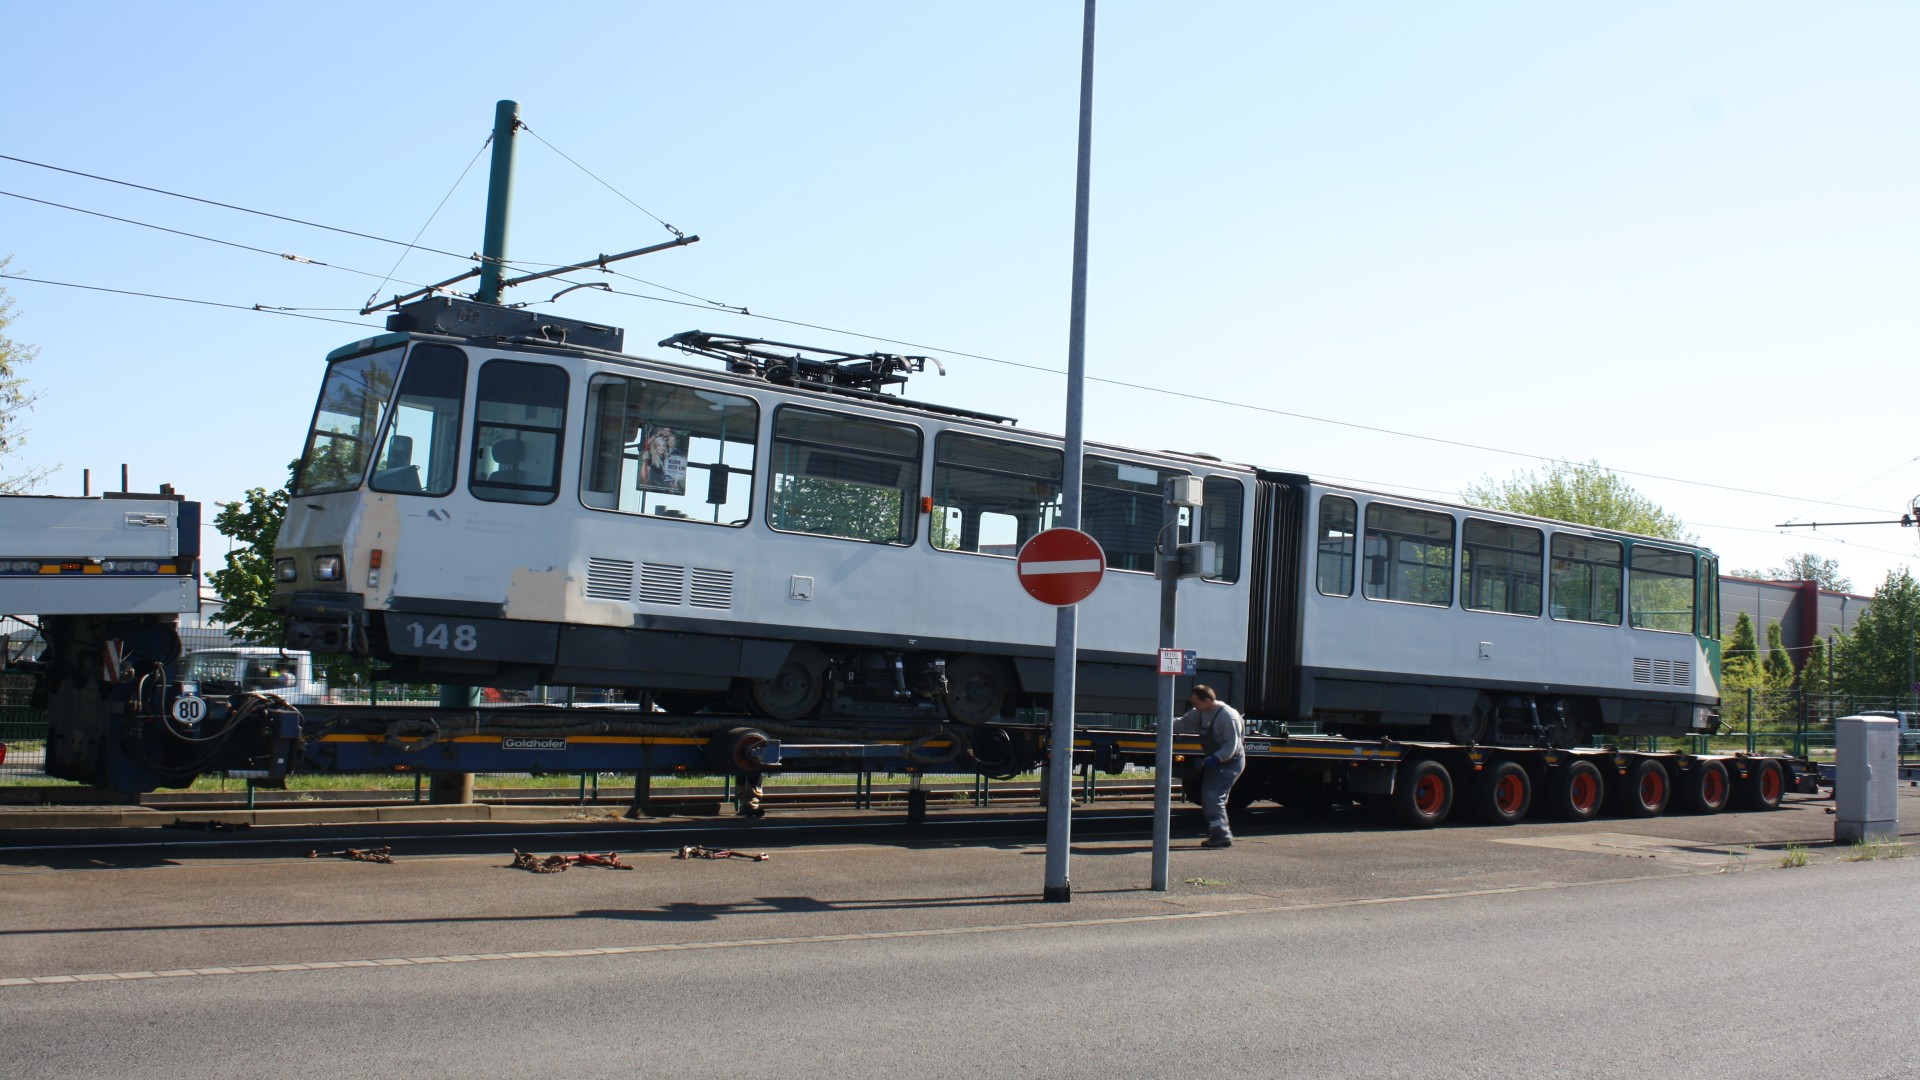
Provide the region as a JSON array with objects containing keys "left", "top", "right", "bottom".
[
  {"left": 1083, "top": 730, "right": 1820, "bottom": 828},
  {"left": 2, "top": 490, "right": 1816, "bottom": 824}
]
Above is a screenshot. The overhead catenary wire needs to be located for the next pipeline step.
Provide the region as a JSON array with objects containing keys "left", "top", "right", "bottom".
[
  {"left": 0, "top": 189, "right": 439, "bottom": 290},
  {"left": 578, "top": 285, "right": 1897, "bottom": 516},
  {"left": 0, "top": 153, "right": 477, "bottom": 263},
  {"left": 0, "top": 273, "right": 385, "bottom": 330},
  {"left": 1778, "top": 453, "right": 1920, "bottom": 526},
  {"left": 2, "top": 155, "right": 1907, "bottom": 519}
]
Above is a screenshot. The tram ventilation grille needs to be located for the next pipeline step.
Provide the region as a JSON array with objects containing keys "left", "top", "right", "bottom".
[
  {"left": 640, "top": 563, "right": 688, "bottom": 605},
  {"left": 690, "top": 568, "right": 734, "bottom": 609},
  {"left": 585, "top": 558, "right": 636, "bottom": 602},
  {"left": 1632, "top": 658, "right": 1692, "bottom": 686}
]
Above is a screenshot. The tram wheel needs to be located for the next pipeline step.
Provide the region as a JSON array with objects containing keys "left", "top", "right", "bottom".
[
  {"left": 941, "top": 655, "right": 1007, "bottom": 726},
  {"left": 1540, "top": 698, "right": 1592, "bottom": 749},
  {"left": 746, "top": 645, "right": 826, "bottom": 721},
  {"left": 1438, "top": 697, "right": 1495, "bottom": 745},
  {"left": 1468, "top": 761, "right": 1531, "bottom": 825},
  {"left": 1544, "top": 760, "right": 1605, "bottom": 821}
]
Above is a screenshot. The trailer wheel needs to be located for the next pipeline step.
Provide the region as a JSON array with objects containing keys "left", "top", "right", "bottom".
[
  {"left": 1389, "top": 758, "right": 1453, "bottom": 828},
  {"left": 1468, "top": 761, "right": 1531, "bottom": 825},
  {"left": 1607, "top": 759, "right": 1670, "bottom": 818},
  {"left": 1544, "top": 760, "right": 1605, "bottom": 821},
  {"left": 1674, "top": 760, "right": 1730, "bottom": 815},
  {"left": 1731, "top": 760, "right": 1784, "bottom": 811}
]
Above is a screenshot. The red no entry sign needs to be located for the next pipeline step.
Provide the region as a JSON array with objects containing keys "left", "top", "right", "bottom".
[{"left": 1016, "top": 528, "right": 1106, "bottom": 606}]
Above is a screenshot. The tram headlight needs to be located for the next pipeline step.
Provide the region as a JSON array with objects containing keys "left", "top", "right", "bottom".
[
  {"left": 275, "top": 558, "right": 298, "bottom": 583},
  {"left": 313, "top": 555, "right": 343, "bottom": 582}
]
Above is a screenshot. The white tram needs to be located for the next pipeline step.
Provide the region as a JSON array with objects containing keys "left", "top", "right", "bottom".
[{"left": 272, "top": 300, "right": 1721, "bottom": 745}]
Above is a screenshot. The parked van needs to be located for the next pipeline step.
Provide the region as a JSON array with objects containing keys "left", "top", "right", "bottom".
[
  {"left": 181, "top": 648, "right": 328, "bottom": 705},
  {"left": 1856, "top": 710, "right": 1920, "bottom": 753}
]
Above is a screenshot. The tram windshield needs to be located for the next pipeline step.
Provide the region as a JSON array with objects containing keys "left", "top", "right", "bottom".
[{"left": 293, "top": 345, "right": 404, "bottom": 496}]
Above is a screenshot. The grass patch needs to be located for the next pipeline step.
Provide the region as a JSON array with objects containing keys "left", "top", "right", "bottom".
[
  {"left": 1182, "top": 877, "right": 1227, "bottom": 887},
  {"left": 1779, "top": 843, "right": 1809, "bottom": 868},
  {"left": 1846, "top": 837, "right": 1907, "bottom": 862}
]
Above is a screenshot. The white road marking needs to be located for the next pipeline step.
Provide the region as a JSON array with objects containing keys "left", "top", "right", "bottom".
[{"left": 0, "top": 872, "right": 1688, "bottom": 989}]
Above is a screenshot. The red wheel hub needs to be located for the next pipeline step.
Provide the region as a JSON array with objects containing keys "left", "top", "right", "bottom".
[
  {"left": 1414, "top": 775, "right": 1446, "bottom": 816},
  {"left": 1570, "top": 772, "right": 1598, "bottom": 812}
]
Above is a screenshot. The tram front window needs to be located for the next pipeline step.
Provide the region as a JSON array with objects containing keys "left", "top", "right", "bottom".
[
  {"left": 370, "top": 345, "right": 467, "bottom": 496},
  {"left": 293, "top": 346, "right": 404, "bottom": 496}
]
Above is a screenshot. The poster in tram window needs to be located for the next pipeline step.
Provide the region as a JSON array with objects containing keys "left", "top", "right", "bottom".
[{"left": 635, "top": 425, "right": 688, "bottom": 494}]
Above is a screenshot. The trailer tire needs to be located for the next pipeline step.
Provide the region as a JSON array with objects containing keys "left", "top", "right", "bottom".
[
  {"left": 1544, "top": 760, "right": 1605, "bottom": 821},
  {"left": 1607, "top": 759, "right": 1670, "bottom": 818},
  {"left": 1389, "top": 758, "right": 1453, "bottom": 828},
  {"left": 1673, "top": 760, "right": 1730, "bottom": 815},
  {"left": 1732, "top": 760, "right": 1784, "bottom": 811},
  {"left": 1468, "top": 761, "right": 1531, "bottom": 825}
]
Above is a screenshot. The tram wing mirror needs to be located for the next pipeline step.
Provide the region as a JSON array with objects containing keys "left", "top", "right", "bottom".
[{"left": 706, "top": 467, "right": 729, "bottom": 505}]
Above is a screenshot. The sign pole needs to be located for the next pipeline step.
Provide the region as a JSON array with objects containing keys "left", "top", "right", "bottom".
[
  {"left": 1045, "top": 0, "right": 1097, "bottom": 904},
  {"left": 1152, "top": 491, "right": 1180, "bottom": 891}
]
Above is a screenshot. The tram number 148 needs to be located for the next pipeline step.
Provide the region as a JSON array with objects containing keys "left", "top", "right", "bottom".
[{"left": 403, "top": 621, "right": 480, "bottom": 653}]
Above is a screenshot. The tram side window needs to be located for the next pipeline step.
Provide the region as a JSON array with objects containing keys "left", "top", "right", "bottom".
[
  {"left": 370, "top": 345, "right": 467, "bottom": 496},
  {"left": 293, "top": 345, "right": 404, "bottom": 496},
  {"left": 580, "top": 375, "right": 758, "bottom": 526},
  {"left": 469, "top": 360, "right": 568, "bottom": 505},
  {"left": 1197, "top": 476, "right": 1243, "bottom": 582},
  {"left": 768, "top": 406, "right": 920, "bottom": 544},
  {"left": 1316, "top": 495, "right": 1357, "bottom": 597},
  {"left": 1696, "top": 555, "right": 1719, "bottom": 638},
  {"left": 932, "top": 433, "right": 1063, "bottom": 556},
  {"left": 1461, "top": 519, "right": 1542, "bottom": 616},
  {"left": 1629, "top": 545, "right": 1696, "bottom": 633},
  {"left": 1084, "top": 457, "right": 1185, "bottom": 573},
  {"left": 1362, "top": 504, "right": 1453, "bottom": 606},
  {"left": 1548, "top": 535, "right": 1622, "bottom": 625}
]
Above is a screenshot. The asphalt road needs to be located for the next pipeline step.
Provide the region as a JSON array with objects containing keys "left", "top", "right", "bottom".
[{"left": 3, "top": 791, "right": 1916, "bottom": 1078}]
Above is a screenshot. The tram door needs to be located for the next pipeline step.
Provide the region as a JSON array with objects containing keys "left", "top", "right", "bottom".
[{"left": 1244, "top": 476, "right": 1305, "bottom": 717}]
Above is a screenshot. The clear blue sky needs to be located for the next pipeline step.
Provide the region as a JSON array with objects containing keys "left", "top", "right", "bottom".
[{"left": 3, "top": 2, "right": 1915, "bottom": 592}]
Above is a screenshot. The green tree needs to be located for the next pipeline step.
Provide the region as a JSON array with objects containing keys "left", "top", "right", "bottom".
[
  {"left": 1801, "top": 634, "right": 1829, "bottom": 702},
  {"left": 1834, "top": 568, "right": 1920, "bottom": 701},
  {"left": 1762, "top": 619, "right": 1793, "bottom": 689},
  {"left": 1722, "top": 610, "right": 1757, "bottom": 667},
  {"left": 0, "top": 261, "right": 52, "bottom": 493},
  {"left": 1460, "top": 459, "right": 1688, "bottom": 539},
  {"left": 1728, "top": 552, "right": 1852, "bottom": 591},
  {"left": 207, "top": 462, "right": 296, "bottom": 645}
]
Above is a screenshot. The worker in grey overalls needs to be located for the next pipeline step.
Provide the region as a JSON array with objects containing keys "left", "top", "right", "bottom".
[{"left": 1175, "top": 684, "right": 1245, "bottom": 848}]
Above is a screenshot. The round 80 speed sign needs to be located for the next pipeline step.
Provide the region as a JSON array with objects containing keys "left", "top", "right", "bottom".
[{"left": 171, "top": 693, "right": 207, "bottom": 727}]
